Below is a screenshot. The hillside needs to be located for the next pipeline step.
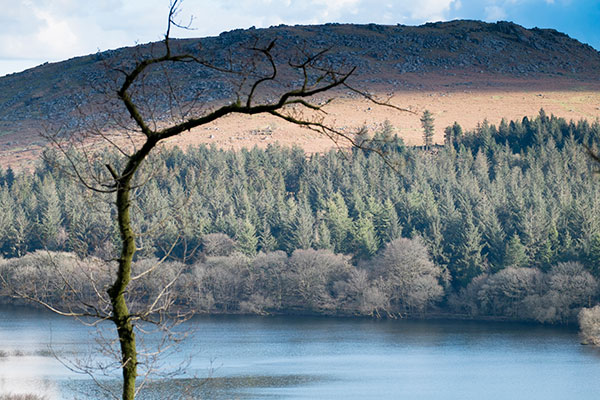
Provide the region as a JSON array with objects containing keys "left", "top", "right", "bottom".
[{"left": 1, "top": 20, "right": 600, "bottom": 168}]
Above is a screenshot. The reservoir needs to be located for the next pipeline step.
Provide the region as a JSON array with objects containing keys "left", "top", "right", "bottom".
[{"left": 2, "top": 307, "right": 600, "bottom": 399}]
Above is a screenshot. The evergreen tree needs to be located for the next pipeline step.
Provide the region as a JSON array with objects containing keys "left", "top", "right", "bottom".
[
  {"left": 452, "top": 212, "right": 485, "bottom": 287},
  {"left": 278, "top": 197, "right": 298, "bottom": 253},
  {"left": 37, "top": 176, "right": 63, "bottom": 249},
  {"left": 353, "top": 125, "right": 370, "bottom": 149},
  {"left": 538, "top": 222, "right": 559, "bottom": 271},
  {"left": 325, "top": 192, "right": 353, "bottom": 254},
  {"left": 353, "top": 214, "right": 379, "bottom": 259},
  {"left": 314, "top": 220, "right": 333, "bottom": 250},
  {"left": 504, "top": 233, "right": 529, "bottom": 268},
  {"left": 236, "top": 219, "right": 258, "bottom": 256},
  {"left": 444, "top": 121, "right": 463, "bottom": 148},
  {"left": 292, "top": 199, "right": 315, "bottom": 250},
  {"left": 587, "top": 232, "right": 600, "bottom": 276},
  {"left": 0, "top": 186, "right": 15, "bottom": 255},
  {"left": 10, "top": 207, "right": 29, "bottom": 257},
  {"left": 3, "top": 167, "right": 14, "bottom": 188},
  {"left": 420, "top": 110, "right": 435, "bottom": 150},
  {"left": 424, "top": 213, "right": 448, "bottom": 268},
  {"left": 373, "top": 198, "right": 401, "bottom": 244},
  {"left": 258, "top": 222, "right": 278, "bottom": 253},
  {"left": 477, "top": 197, "right": 506, "bottom": 272}
]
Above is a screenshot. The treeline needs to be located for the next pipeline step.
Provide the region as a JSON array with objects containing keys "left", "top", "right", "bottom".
[
  {"left": 1, "top": 241, "right": 596, "bottom": 323},
  {"left": 0, "top": 241, "right": 595, "bottom": 323},
  {"left": 0, "top": 237, "right": 444, "bottom": 317},
  {"left": 1, "top": 110, "right": 600, "bottom": 322},
  {"left": 447, "top": 108, "right": 600, "bottom": 154}
]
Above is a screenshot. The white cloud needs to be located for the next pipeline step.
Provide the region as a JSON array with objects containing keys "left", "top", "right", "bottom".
[
  {"left": 0, "top": 0, "right": 171, "bottom": 75},
  {"left": 484, "top": 5, "right": 508, "bottom": 20},
  {"left": 32, "top": 7, "right": 79, "bottom": 55},
  {"left": 407, "top": 0, "right": 457, "bottom": 21},
  {"left": 183, "top": 0, "right": 458, "bottom": 31}
]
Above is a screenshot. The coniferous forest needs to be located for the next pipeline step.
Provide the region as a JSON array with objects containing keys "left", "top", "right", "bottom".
[{"left": 1, "top": 110, "right": 600, "bottom": 324}]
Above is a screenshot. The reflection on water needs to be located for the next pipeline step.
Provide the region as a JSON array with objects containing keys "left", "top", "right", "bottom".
[
  {"left": 58, "top": 375, "right": 324, "bottom": 400},
  {"left": 2, "top": 308, "right": 600, "bottom": 399},
  {"left": 137, "top": 375, "right": 324, "bottom": 400}
]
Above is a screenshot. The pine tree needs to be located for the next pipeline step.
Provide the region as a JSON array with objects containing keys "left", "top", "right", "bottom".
[
  {"left": 292, "top": 199, "right": 315, "bottom": 250},
  {"left": 325, "top": 192, "right": 353, "bottom": 253},
  {"left": 37, "top": 175, "right": 63, "bottom": 249},
  {"left": 504, "top": 233, "right": 529, "bottom": 268},
  {"left": 373, "top": 198, "right": 401, "bottom": 244},
  {"left": 424, "top": 213, "right": 449, "bottom": 267},
  {"left": 420, "top": 110, "right": 435, "bottom": 150},
  {"left": 453, "top": 212, "right": 485, "bottom": 287},
  {"left": 10, "top": 207, "right": 29, "bottom": 257},
  {"left": 278, "top": 197, "right": 298, "bottom": 253},
  {"left": 236, "top": 218, "right": 258, "bottom": 256},
  {"left": 0, "top": 186, "right": 15, "bottom": 255},
  {"left": 258, "top": 222, "right": 278, "bottom": 253},
  {"left": 444, "top": 121, "right": 463, "bottom": 148},
  {"left": 353, "top": 125, "right": 370, "bottom": 149},
  {"left": 353, "top": 214, "right": 379, "bottom": 259},
  {"left": 587, "top": 232, "right": 600, "bottom": 276},
  {"left": 477, "top": 196, "right": 506, "bottom": 272},
  {"left": 3, "top": 167, "right": 14, "bottom": 188},
  {"left": 314, "top": 220, "right": 333, "bottom": 250}
]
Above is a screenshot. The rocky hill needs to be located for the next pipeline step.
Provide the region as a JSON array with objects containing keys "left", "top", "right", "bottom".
[{"left": 1, "top": 20, "right": 599, "bottom": 166}]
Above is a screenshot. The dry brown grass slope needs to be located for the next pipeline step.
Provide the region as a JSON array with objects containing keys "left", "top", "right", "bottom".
[{"left": 1, "top": 20, "right": 599, "bottom": 169}]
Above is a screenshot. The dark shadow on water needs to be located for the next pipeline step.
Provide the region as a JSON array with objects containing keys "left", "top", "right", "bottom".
[
  {"left": 147, "top": 374, "right": 326, "bottom": 399},
  {"left": 63, "top": 374, "right": 327, "bottom": 400}
]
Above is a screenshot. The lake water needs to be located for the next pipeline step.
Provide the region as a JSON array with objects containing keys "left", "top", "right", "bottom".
[{"left": 2, "top": 307, "right": 600, "bottom": 399}]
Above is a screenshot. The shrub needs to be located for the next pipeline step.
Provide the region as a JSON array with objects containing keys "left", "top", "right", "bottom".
[
  {"left": 477, "top": 267, "right": 545, "bottom": 318},
  {"left": 579, "top": 305, "right": 600, "bottom": 345},
  {"left": 372, "top": 237, "right": 444, "bottom": 314},
  {"left": 283, "top": 249, "right": 353, "bottom": 313},
  {"left": 202, "top": 233, "right": 236, "bottom": 257}
]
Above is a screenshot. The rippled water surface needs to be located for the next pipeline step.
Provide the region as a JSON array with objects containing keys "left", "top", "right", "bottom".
[{"left": 2, "top": 307, "right": 600, "bottom": 399}]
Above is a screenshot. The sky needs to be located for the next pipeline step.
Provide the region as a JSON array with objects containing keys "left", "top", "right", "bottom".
[{"left": 1, "top": 0, "right": 599, "bottom": 77}]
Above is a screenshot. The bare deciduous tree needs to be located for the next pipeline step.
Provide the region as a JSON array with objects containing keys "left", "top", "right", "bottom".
[
  {"left": 372, "top": 236, "right": 444, "bottom": 315},
  {"left": 579, "top": 305, "right": 600, "bottom": 345},
  {"left": 284, "top": 248, "right": 353, "bottom": 312},
  {"left": 23, "top": 1, "right": 407, "bottom": 399}
]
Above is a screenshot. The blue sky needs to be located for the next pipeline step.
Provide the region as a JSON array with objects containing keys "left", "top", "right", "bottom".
[{"left": 0, "top": 0, "right": 598, "bottom": 77}]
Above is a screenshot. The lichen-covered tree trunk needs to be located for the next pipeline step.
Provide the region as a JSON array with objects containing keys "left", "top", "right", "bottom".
[
  {"left": 103, "top": 134, "right": 156, "bottom": 399},
  {"left": 108, "top": 178, "right": 138, "bottom": 400}
]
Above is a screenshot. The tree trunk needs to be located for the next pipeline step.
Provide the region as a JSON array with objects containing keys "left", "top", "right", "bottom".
[{"left": 108, "top": 178, "right": 138, "bottom": 400}]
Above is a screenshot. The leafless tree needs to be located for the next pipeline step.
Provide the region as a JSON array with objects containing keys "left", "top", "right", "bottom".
[
  {"left": 477, "top": 266, "right": 545, "bottom": 318},
  {"left": 201, "top": 233, "right": 236, "bottom": 257},
  {"left": 579, "top": 305, "right": 600, "bottom": 345},
  {"left": 372, "top": 236, "right": 444, "bottom": 315},
  {"left": 284, "top": 248, "right": 353, "bottom": 313},
  {"left": 19, "top": 1, "right": 409, "bottom": 399}
]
